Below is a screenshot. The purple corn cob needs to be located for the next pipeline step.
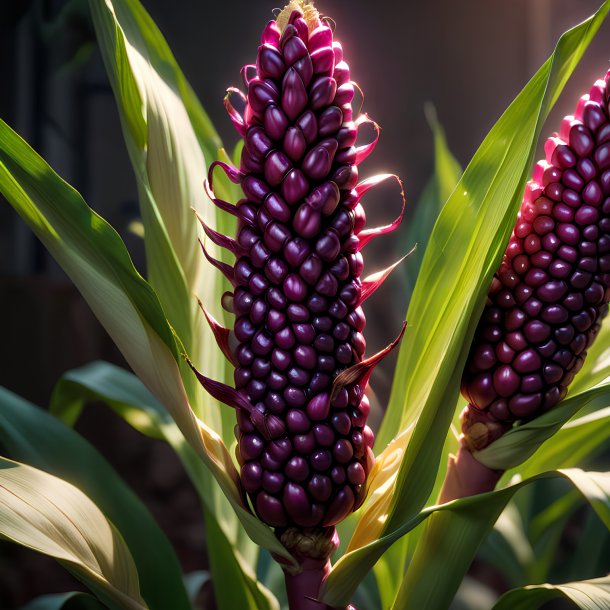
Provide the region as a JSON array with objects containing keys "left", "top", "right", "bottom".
[
  {"left": 460, "top": 71, "right": 610, "bottom": 452},
  {"left": 191, "top": 1, "right": 405, "bottom": 544}
]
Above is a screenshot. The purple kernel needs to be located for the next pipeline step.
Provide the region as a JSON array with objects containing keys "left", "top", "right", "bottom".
[
  {"left": 281, "top": 68, "right": 308, "bottom": 120},
  {"left": 332, "top": 412, "right": 352, "bottom": 436},
  {"left": 241, "top": 462, "right": 263, "bottom": 493},
  {"left": 286, "top": 409, "right": 309, "bottom": 434},
  {"left": 561, "top": 169, "right": 584, "bottom": 191},
  {"left": 293, "top": 204, "right": 321, "bottom": 241},
  {"left": 508, "top": 393, "right": 542, "bottom": 417},
  {"left": 296, "top": 110, "right": 318, "bottom": 144},
  {"left": 262, "top": 471, "right": 285, "bottom": 494},
  {"left": 240, "top": 435, "right": 264, "bottom": 461},
  {"left": 537, "top": 280, "right": 568, "bottom": 302},
  {"left": 307, "top": 393, "right": 330, "bottom": 421},
  {"left": 284, "top": 386, "right": 307, "bottom": 407},
  {"left": 549, "top": 259, "right": 572, "bottom": 279},
  {"left": 309, "top": 372, "right": 330, "bottom": 393},
  {"left": 310, "top": 46, "right": 335, "bottom": 76},
  {"left": 323, "top": 486, "right": 354, "bottom": 526},
  {"left": 523, "top": 320, "right": 551, "bottom": 343},
  {"left": 302, "top": 145, "right": 335, "bottom": 180},
  {"left": 311, "top": 450, "right": 332, "bottom": 471},
  {"left": 521, "top": 374, "right": 543, "bottom": 393},
  {"left": 282, "top": 169, "right": 310, "bottom": 205},
  {"left": 319, "top": 106, "right": 343, "bottom": 136},
  {"left": 282, "top": 483, "right": 310, "bottom": 521},
  {"left": 318, "top": 355, "right": 335, "bottom": 371},
  {"left": 283, "top": 273, "right": 308, "bottom": 302},
  {"left": 306, "top": 294, "right": 328, "bottom": 314},
  {"left": 541, "top": 304, "right": 569, "bottom": 324},
  {"left": 555, "top": 325, "right": 575, "bottom": 345},
  {"left": 285, "top": 456, "right": 309, "bottom": 482},
  {"left": 287, "top": 366, "right": 310, "bottom": 386},
  {"left": 513, "top": 348, "right": 541, "bottom": 373},
  {"left": 256, "top": 493, "right": 287, "bottom": 527},
  {"left": 316, "top": 231, "right": 341, "bottom": 262},
  {"left": 283, "top": 126, "right": 307, "bottom": 162},
  {"left": 538, "top": 339, "right": 557, "bottom": 358},
  {"left": 347, "top": 463, "right": 366, "bottom": 485},
  {"left": 595, "top": 142, "right": 610, "bottom": 170},
  {"left": 263, "top": 104, "right": 289, "bottom": 140},
  {"left": 316, "top": 271, "right": 339, "bottom": 297},
  {"left": 252, "top": 357, "right": 271, "bottom": 378},
  {"left": 493, "top": 365, "right": 520, "bottom": 397},
  {"left": 294, "top": 345, "right": 317, "bottom": 369},
  {"left": 543, "top": 363, "right": 563, "bottom": 384},
  {"left": 552, "top": 144, "right": 576, "bottom": 169},
  {"left": 310, "top": 76, "right": 338, "bottom": 110},
  {"left": 333, "top": 439, "right": 354, "bottom": 464},
  {"left": 300, "top": 255, "right": 323, "bottom": 285},
  {"left": 293, "top": 432, "right": 316, "bottom": 456},
  {"left": 523, "top": 297, "right": 543, "bottom": 317},
  {"left": 287, "top": 303, "right": 310, "bottom": 321},
  {"left": 257, "top": 44, "right": 285, "bottom": 79},
  {"left": 313, "top": 424, "right": 335, "bottom": 447},
  {"left": 308, "top": 475, "right": 332, "bottom": 502},
  {"left": 314, "top": 334, "right": 334, "bottom": 353},
  {"left": 570, "top": 270, "right": 592, "bottom": 290},
  {"left": 284, "top": 237, "right": 311, "bottom": 268}
]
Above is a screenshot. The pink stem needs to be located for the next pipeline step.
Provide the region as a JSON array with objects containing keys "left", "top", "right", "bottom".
[
  {"left": 439, "top": 445, "right": 502, "bottom": 503},
  {"left": 279, "top": 525, "right": 355, "bottom": 609},
  {"left": 284, "top": 558, "right": 355, "bottom": 610}
]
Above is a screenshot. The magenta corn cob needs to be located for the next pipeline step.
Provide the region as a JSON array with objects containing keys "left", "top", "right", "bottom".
[
  {"left": 190, "top": 1, "right": 405, "bottom": 582},
  {"left": 460, "top": 71, "right": 610, "bottom": 453}
]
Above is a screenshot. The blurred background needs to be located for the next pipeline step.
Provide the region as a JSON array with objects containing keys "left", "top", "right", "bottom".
[{"left": 1, "top": 0, "right": 610, "bottom": 607}]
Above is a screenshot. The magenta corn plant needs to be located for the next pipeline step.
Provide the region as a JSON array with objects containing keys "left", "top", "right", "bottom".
[
  {"left": 189, "top": 7, "right": 405, "bottom": 601},
  {"left": 2, "top": 1, "right": 610, "bottom": 610}
]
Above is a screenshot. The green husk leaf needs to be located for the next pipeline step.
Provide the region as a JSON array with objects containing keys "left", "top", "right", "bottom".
[
  {"left": 390, "top": 469, "right": 610, "bottom": 610},
  {"left": 89, "top": 0, "right": 226, "bottom": 429},
  {"left": 375, "top": 0, "right": 610, "bottom": 543},
  {"left": 321, "top": 469, "right": 610, "bottom": 608},
  {"left": 0, "top": 385, "right": 190, "bottom": 610},
  {"left": 476, "top": 379, "right": 610, "bottom": 471},
  {"left": 49, "top": 360, "right": 283, "bottom": 608},
  {"left": 0, "top": 118, "right": 293, "bottom": 568},
  {"left": 491, "top": 575, "right": 610, "bottom": 610},
  {"left": 0, "top": 456, "right": 145, "bottom": 610},
  {"left": 20, "top": 592, "right": 107, "bottom": 610},
  {"left": 402, "top": 104, "right": 463, "bottom": 300}
]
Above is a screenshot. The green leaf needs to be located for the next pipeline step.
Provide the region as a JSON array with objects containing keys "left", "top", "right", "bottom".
[
  {"left": 375, "top": 0, "right": 610, "bottom": 543},
  {"left": 205, "top": 512, "right": 279, "bottom": 610},
  {"left": 389, "top": 469, "right": 610, "bottom": 610},
  {"left": 492, "top": 575, "right": 610, "bottom": 610},
  {"left": 49, "top": 361, "right": 285, "bottom": 608},
  {"left": 403, "top": 105, "right": 462, "bottom": 300},
  {"left": 477, "top": 502, "right": 533, "bottom": 587},
  {"left": 476, "top": 380, "right": 610, "bottom": 471},
  {"left": 322, "top": 467, "right": 610, "bottom": 608},
  {"left": 0, "top": 385, "right": 190, "bottom": 610},
  {"left": 0, "top": 118, "right": 292, "bottom": 567},
  {"left": 20, "top": 592, "right": 106, "bottom": 610},
  {"left": 89, "top": 0, "right": 227, "bottom": 428},
  {"left": 0, "top": 457, "right": 145, "bottom": 610}
]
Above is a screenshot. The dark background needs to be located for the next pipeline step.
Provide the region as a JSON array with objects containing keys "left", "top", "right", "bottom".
[{"left": 1, "top": 0, "right": 610, "bottom": 607}]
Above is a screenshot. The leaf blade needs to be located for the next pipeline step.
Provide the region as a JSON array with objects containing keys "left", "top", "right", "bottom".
[
  {"left": 0, "top": 457, "right": 146, "bottom": 610},
  {"left": 0, "top": 385, "right": 190, "bottom": 610}
]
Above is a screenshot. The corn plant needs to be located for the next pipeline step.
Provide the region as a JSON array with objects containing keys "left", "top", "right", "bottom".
[{"left": 1, "top": 1, "right": 610, "bottom": 609}]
